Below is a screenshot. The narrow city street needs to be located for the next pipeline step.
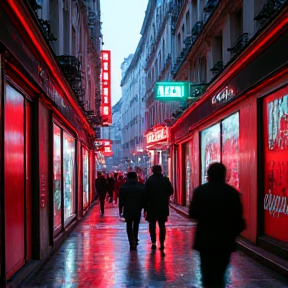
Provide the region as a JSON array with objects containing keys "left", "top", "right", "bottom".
[{"left": 19, "top": 201, "right": 288, "bottom": 288}]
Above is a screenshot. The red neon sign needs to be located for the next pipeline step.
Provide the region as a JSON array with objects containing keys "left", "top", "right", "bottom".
[
  {"left": 101, "top": 50, "right": 112, "bottom": 126},
  {"left": 146, "top": 125, "right": 168, "bottom": 146},
  {"left": 94, "top": 139, "right": 113, "bottom": 156}
]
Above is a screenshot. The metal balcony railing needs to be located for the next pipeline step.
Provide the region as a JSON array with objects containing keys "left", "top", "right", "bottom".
[{"left": 227, "top": 33, "right": 249, "bottom": 58}]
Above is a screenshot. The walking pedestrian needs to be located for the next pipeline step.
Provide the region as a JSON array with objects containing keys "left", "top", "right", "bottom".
[
  {"left": 114, "top": 174, "right": 125, "bottom": 205},
  {"left": 189, "top": 162, "right": 246, "bottom": 288},
  {"left": 95, "top": 172, "right": 108, "bottom": 215},
  {"left": 119, "top": 171, "right": 145, "bottom": 251},
  {"left": 144, "top": 165, "right": 173, "bottom": 251},
  {"left": 107, "top": 172, "right": 115, "bottom": 203}
]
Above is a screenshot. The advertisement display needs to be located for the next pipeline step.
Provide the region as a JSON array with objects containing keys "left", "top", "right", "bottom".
[
  {"left": 53, "top": 124, "right": 62, "bottom": 229},
  {"left": 82, "top": 147, "right": 89, "bottom": 209},
  {"left": 201, "top": 123, "right": 221, "bottom": 183},
  {"left": 222, "top": 113, "right": 239, "bottom": 188},
  {"left": 264, "top": 91, "right": 288, "bottom": 242}
]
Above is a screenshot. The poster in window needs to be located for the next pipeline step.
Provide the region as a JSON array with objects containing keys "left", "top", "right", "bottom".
[
  {"left": 201, "top": 123, "right": 221, "bottom": 183},
  {"left": 264, "top": 92, "right": 288, "bottom": 242},
  {"left": 222, "top": 112, "right": 239, "bottom": 189}
]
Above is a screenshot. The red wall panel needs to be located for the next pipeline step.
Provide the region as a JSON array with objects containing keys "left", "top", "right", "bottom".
[{"left": 4, "top": 85, "right": 25, "bottom": 278}]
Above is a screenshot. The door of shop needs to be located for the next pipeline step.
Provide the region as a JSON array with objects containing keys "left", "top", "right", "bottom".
[{"left": 4, "top": 84, "right": 31, "bottom": 279}]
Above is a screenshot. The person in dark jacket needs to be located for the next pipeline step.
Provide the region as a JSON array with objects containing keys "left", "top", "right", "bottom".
[
  {"left": 144, "top": 165, "right": 173, "bottom": 251},
  {"left": 119, "top": 171, "right": 145, "bottom": 251},
  {"left": 95, "top": 172, "right": 108, "bottom": 215},
  {"left": 189, "top": 162, "right": 245, "bottom": 288}
]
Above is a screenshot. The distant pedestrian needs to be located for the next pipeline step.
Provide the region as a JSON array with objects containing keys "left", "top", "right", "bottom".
[
  {"left": 114, "top": 174, "right": 125, "bottom": 205},
  {"left": 107, "top": 172, "right": 115, "bottom": 203},
  {"left": 95, "top": 172, "right": 108, "bottom": 215},
  {"left": 144, "top": 165, "right": 173, "bottom": 251},
  {"left": 119, "top": 171, "right": 145, "bottom": 251},
  {"left": 189, "top": 162, "right": 246, "bottom": 288}
]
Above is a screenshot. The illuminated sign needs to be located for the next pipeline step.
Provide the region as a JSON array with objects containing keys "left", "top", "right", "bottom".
[
  {"left": 154, "top": 82, "right": 190, "bottom": 101},
  {"left": 212, "top": 86, "right": 235, "bottom": 105},
  {"left": 101, "top": 50, "right": 112, "bottom": 125},
  {"left": 94, "top": 139, "right": 113, "bottom": 156},
  {"left": 146, "top": 125, "right": 168, "bottom": 145}
]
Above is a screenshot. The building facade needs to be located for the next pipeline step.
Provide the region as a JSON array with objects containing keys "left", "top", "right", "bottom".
[
  {"left": 169, "top": 0, "right": 288, "bottom": 264},
  {"left": 0, "top": 0, "right": 102, "bottom": 283}
]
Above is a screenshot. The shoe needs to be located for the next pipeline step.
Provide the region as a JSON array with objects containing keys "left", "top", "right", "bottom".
[{"left": 151, "top": 243, "right": 156, "bottom": 250}]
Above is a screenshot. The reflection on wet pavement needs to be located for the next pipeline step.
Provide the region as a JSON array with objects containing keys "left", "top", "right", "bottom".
[{"left": 20, "top": 202, "right": 288, "bottom": 288}]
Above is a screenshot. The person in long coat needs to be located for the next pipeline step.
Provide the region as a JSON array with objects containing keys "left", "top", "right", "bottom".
[
  {"left": 144, "top": 165, "right": 173, "bottom": 251},
  {"left": 119, "top": 171, "right": 145, "bottom": 251},
  {"left": 189, "top": 162, "right": 245, "bottom": 288},
  {"left": 95, "top": 172, "right": 108, "bottom": 215}
]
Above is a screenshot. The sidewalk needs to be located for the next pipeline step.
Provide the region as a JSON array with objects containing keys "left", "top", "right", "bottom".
[{"left": 169, "top": 202, "right": 288, "bottom": 278}]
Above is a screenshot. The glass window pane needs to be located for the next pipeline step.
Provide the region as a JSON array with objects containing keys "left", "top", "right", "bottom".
[
  {"left": 201, "top": 123, "right": 221, "bottom": 183},
  {"left": 63, "top": 131, "right": 76, "bottom": 221},
  {"left": 222, "top": 112, "right": 239, "bottom": 189},
  {"left": 53, "top": 124, "right": 62, "bottom": 229},
  {"left": 83, "top": 147, "right": 89, "bottom": 208}
]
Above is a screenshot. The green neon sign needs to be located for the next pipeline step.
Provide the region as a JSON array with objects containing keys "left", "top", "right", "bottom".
[{"left": 154, "top": 82, "right": 190, "bottom": 101}]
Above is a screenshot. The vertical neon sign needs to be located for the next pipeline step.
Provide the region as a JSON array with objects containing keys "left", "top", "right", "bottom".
[{"left": 101, "top": 50, "right": 112, "bottom": 125}]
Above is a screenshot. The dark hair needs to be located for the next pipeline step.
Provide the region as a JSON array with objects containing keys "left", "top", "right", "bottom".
[
  {"left": 127, "top": 171, "right": 138, "bottom": 179},
  {"left": 207, "top": 162, "right": 226, "bottom": 182},
  {"left": 152, "top": 165, "right": 162, "bottom": 174}
]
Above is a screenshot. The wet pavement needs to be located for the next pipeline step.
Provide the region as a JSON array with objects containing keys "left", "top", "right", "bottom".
[{"left": 19, "top": 201, "right": 288, "bottom": 288}]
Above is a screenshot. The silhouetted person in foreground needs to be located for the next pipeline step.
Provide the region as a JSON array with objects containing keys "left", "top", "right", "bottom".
[
  {"left": 95, "top": 172, "right": 108, "bottom": 215},
  {"left": 119, "top": 172, "right": 144, "bottom": 251},
  {"left": 144, "top": 165, "right": 173, "bottom": 251},
  {"left": 189, "top": 162, "right": 245, "bottom": 288}
]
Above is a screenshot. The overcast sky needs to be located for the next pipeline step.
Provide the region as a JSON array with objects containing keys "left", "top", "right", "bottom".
[{"left": 101, "top": 0, "right": 149, "bottom": 106}]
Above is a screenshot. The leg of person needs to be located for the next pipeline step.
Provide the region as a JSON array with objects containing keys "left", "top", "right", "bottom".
[
  {"left": 200, "top": 250, "right": 230, "bottom": 288},
  {"left": 132, "top": 217, "right": 141, "bottom": 245},
  {"left": 126, "top": 218, "right": 136, "bottom": 250},
  {"left": 149, "top": 220, "right": 157, "bottom": 249},
  {"left": 100, "top": 197, "right": 105, "bottom": 215},
  {"left": 158, "top": 218, "right": 166, "bottom": 250}
]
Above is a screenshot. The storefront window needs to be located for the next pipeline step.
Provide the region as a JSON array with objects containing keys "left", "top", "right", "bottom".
[
  {"left": 63, "top": 132, "right": 76, "bottom": 221},
  {"left": 264, "top": 92, "right": 288, "bottom": 242},
  {"left": 53, "top": 124, "right": 62, "bottom": 229},
  {"left": 82, "top": 147, "right": 89, "bottom": 208},
  {"left": 201, "top": 123, "right": 221, "bottom": 183},
  {"left": 222, "top": 113, "right": 239, "bottom": 188}
]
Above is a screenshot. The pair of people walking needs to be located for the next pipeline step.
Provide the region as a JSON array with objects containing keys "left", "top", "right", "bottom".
[{"left": 119, "top": 165, "right": 173, "bottom": 251}]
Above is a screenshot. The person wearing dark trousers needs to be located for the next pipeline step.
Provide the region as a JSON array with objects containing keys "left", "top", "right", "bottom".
[
  {"left": 119, "top": 172, "right": 144, "bottom": 251},
  {"left": 189, "top": 162, "right": 246, "bottom": 288},
  {"left": 107, "top": 172, "right": 115, "bottom": 203},
  {"left": 144, "top": 165, "right": 173, "bottom": 251},
  {"left": 95, "top": 172, "right": 108, "bottom": 215}
]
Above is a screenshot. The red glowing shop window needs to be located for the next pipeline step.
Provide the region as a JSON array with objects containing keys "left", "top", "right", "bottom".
[{"left": 263, "top": 89, "right": 288, "bottom": 242}]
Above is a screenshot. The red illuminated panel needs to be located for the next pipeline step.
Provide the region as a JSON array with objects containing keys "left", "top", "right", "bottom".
[
  {"left": 94, "top": 139, "right": 113, "bottom": 157},
  {"left": 101, "top": 50, "right": 112, "bottom": 126},
  {"left": 263, "top": 88, "right": 288, "bottom": 242},
  {"left": 145, "top": 125, "right": 168, "bottom": 148}
]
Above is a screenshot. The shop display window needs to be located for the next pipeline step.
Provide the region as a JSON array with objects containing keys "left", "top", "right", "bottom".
[
  {"left": 63, "top": 131, "right": 76, "bottom": 221},
  {"left": 264, "top": 92, "right": 288, "bottom": 242},
  {"left": 82, "top": 147, "right": 89, "bottom": 208},
  {"left": 201, "top": 123, "right": 221, "bottom": 183},
  {"left": 200, "top": 113, "right": 239, "bottom": 188},
  {"left": 222, "top": 113, "right": 239, "bottom": 188},
  {"left": 53, "top": 124, "right": 62, "bottom": 229}
]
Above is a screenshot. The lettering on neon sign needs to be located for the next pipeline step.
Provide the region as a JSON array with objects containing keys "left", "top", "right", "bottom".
[
  {"left": 146, "top": 127, "right": 167, "bottom": 144},
  {"left": 154, "top": 82, "right": 190, "bottom": 101},
  {"left": 212, "top": 86, "right": 235, "bottom": 105}
]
